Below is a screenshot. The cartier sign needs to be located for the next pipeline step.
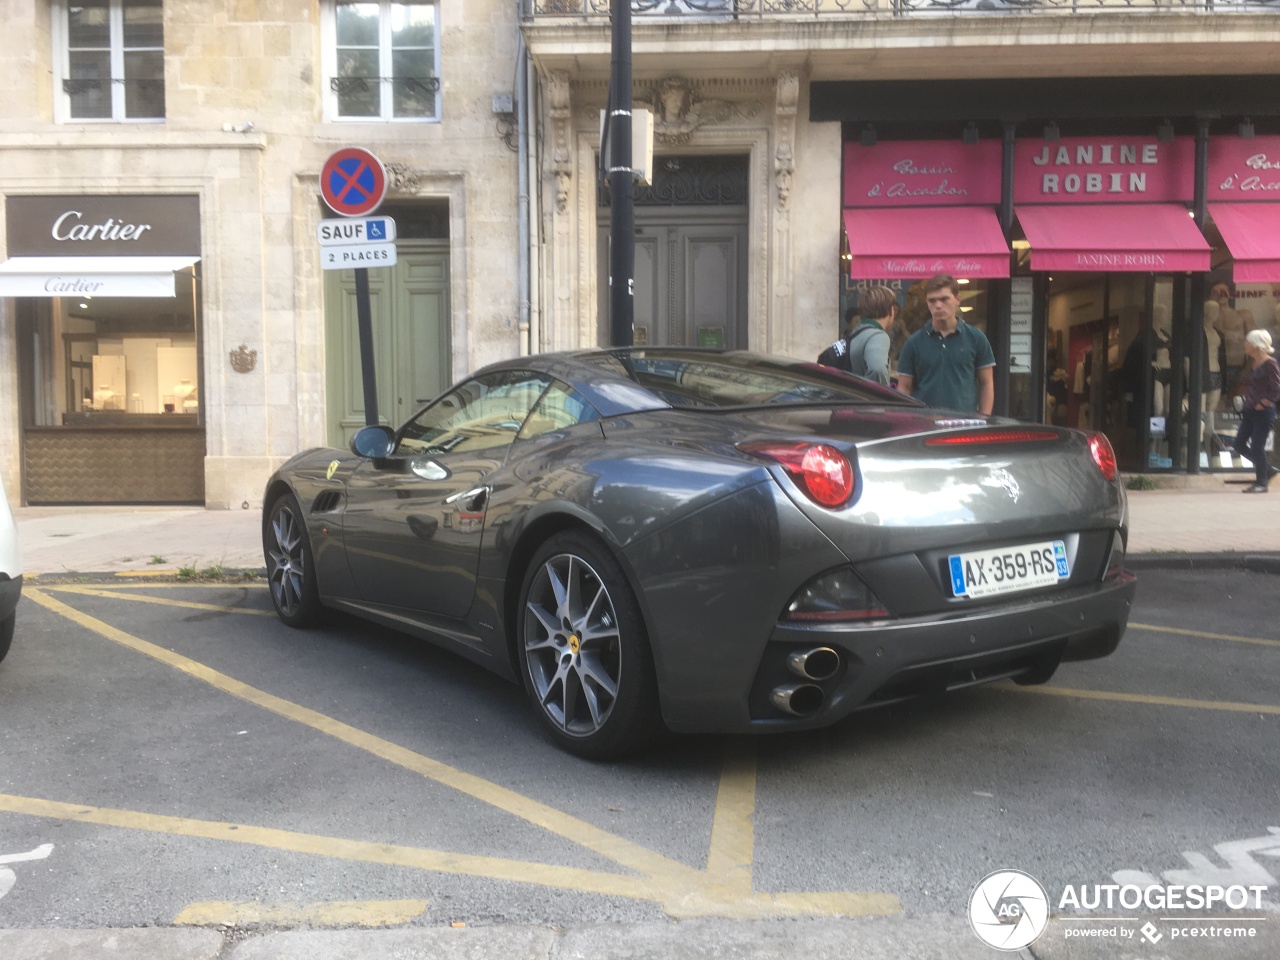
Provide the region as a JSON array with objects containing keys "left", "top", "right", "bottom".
[{"left": 5, "top": 194, "right": 200, "bottom": 256}]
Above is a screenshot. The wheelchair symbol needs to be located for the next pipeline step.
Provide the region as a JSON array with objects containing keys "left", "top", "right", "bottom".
[{"left": 0, "top": 844, "right": 54, "bottom": 901}]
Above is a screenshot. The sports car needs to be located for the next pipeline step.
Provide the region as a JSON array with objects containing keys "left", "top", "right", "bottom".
[{"left": 263, "top": 348, "right": 1136, "bottom": 759}]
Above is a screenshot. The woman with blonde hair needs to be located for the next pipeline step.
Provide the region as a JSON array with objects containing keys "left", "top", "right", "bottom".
[{"left": 1230, "top": 329, "right": 1280, "bottom": 493}]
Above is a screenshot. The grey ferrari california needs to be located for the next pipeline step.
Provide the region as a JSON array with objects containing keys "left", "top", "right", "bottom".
[{"left": 263, "top": 348, "right": 1135, "bottom": 759}]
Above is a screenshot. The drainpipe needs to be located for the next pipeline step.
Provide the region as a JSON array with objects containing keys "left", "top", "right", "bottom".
[
  {"left": 516, "top": 28, "right": 531, "bottom": 356},
  {"left": 526, "top": 39, "right": 541, "bottom": 356}
]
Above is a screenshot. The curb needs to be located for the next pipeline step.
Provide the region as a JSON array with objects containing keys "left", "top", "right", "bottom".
[{"left": 1126, "top": 552, "right": 1280, "bottom": 573}]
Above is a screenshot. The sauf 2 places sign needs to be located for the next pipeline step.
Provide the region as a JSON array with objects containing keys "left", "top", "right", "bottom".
[
  {"left": 318, "top": 146, "right": 396, "bottom": 271},
  {"left": 317, "top": 215, "right": 397, "bottom": 271}
]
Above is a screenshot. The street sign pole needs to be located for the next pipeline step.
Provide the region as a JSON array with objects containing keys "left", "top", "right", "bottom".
[
  {"left": 319, "top": 148, "right": 392, "bottom": 428},
  {"left": 608, "top": 0, "right": 634, "bottom": 348},
  {"left": 354, "top": 268, "right": 379, "bottom": 426}
]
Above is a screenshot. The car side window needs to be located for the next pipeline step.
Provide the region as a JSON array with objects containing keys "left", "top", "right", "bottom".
[
  {"left": 516, "top": 381, "right": 600, "bottom": 441},
  {"left": 398, "top": 371, "right": 551, "bottom": 455}
]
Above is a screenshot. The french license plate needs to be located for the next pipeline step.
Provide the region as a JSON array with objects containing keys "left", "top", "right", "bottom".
[{"left": 948, "top": 540, "right": 1069, "bottom": 599}]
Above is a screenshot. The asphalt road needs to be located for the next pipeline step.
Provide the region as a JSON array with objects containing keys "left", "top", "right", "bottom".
[{"left": 0, "top": 568, "right": 1277, "bottom": 957}]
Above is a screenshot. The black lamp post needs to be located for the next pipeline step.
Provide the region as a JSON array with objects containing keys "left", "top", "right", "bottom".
[{"left": 607, "top": 0, "right": 635, "bottom": 347}]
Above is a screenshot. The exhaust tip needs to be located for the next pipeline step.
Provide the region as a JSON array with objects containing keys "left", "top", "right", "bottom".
[
  {"left": 771, "top": 683, "right": 825, "bottom": 718},
  {"left": 786, "top": 646, "right": 841, "bottom": 682}
]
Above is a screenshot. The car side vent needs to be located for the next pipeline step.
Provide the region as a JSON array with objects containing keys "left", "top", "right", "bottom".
[{"left": 311, "top": 491, "right": 342, "bottom": 514}]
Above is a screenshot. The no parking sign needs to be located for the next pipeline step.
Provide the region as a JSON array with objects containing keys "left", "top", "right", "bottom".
[{"left": 320, "top": 147, "right": 388, "bottom": 217}]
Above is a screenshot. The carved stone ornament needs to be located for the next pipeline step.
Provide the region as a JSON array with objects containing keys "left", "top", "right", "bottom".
[
  {"left": 384, "top": 162, "right": 423, "bottom": 194},
  {"left": 548, "top": 71, "right": 573, "bottom": 213},
  {"left": 640, "top": 77, "right": 760, "bottom": 146},
  {"left": 774, "top": 72, "right": 799, "bottom": 211},
  {"left": 230, "top": 344, "right": 258, "bottom": 373}
]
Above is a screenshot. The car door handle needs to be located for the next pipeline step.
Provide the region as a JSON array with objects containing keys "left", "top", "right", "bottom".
[{"left": 445, "top": 485, "right": 490, "bottom": 512}]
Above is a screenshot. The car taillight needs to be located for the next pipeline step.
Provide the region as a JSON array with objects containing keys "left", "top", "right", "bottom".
[
  {"left": 1088, "top": 432, "right": 1118, "bottom": 481},
  {"left": 924, "top": 428, "right": 1060, "bottom": 447},
  {"left": 738, "top": 441, "right": 855, "bottom": 507},
  {"left": 783, "top": 567, "right": 889, "bottom": 622}
]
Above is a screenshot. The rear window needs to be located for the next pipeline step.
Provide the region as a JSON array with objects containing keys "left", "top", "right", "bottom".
[{"left": 581, "top": 350, "right": 910, "bottom": 409}]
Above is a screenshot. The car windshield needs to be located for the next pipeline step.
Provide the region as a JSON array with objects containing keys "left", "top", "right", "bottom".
[{"left": 581, "top": 350, "right": 911, "bottom": 409}]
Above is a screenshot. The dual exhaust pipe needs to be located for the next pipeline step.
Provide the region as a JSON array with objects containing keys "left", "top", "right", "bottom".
[{"left": 770, "top": 646, "right": 841, "bottom": 717}]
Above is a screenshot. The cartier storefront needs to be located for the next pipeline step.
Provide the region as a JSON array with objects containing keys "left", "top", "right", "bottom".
[{"left": 0, "top": 194, "right": 205, "bottom": 503}]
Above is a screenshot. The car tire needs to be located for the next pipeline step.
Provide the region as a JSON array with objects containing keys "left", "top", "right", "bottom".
[
  {"left": 0, "top": 612, "right": 13, "bottom": 665},
  {"left": 264, "top": 492, "right": 322, "bottom": 628},
  {"left": 517, "top": 532, "right": 662, "bottom": 760}
]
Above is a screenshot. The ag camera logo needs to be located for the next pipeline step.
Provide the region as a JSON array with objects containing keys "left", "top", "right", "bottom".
[{"left": 969, "top": 869, "right": 1050, "bottom": 950}]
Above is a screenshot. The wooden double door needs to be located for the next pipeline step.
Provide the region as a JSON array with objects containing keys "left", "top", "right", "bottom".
[
  {"left": 325, "top": 240, "right": 450, "bottom": 447},
  {"left": 599, "top": 208, "right": 749, "bottom": 350}
]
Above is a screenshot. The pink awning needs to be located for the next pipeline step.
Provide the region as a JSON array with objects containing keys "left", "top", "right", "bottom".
[
  {"left": 1209, "top": 203, "right": 1280, "bottom": 283},
  {"left": 1016, "top": 204, "right": 1210, "bottom": 273},
  {"left": 843, "top": 207, "right": 1010, "bottom": 280}
]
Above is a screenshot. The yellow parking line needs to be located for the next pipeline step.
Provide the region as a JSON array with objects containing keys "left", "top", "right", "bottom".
[
  {"left": 1129, "top": 621, "right": 1280, "bottom": 649},
  {"left": 996, "top": 681, "right": 1280, "bottom": 715},
  {"left": 41, "top": 584, "right": 274, "bottom": 617},
  {"left": 705, "top": 740, "right": 756, "bottom": 896},
  {"left": 174, "top": 899, "right": 429, "bottom": 928},
  {"left": 25, "top": 586, "right": 691, "bottom": 886},
  {"left": 0, "top": 793, "right": 650, "bottom": 901},
  {"left": 22, "top": 586, "right": 901, "bottom": 919}
]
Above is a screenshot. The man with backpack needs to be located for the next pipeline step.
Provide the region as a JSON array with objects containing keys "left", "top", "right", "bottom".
[{"left": 818, "top": 285, "right": 897, "bottom": 386}]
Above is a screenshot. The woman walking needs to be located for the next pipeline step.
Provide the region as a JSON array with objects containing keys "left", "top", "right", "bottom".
[{"left": 1231, "top": 329, "right": 1280, "bottom": 493}]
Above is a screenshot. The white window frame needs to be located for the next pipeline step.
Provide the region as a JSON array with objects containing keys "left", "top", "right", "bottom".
[
  {"left": 322, "top": 0, "right": 442, "bottom": 124},
  {"left": 52, "top": 0, "right": 165, "bottom": 124}
]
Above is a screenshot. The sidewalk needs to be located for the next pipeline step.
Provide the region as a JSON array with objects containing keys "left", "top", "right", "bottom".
[{"left": 12, "top": 480, "right": 1280, "bottom": 577}]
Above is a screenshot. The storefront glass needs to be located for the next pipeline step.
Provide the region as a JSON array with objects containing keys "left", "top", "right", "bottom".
[{"left": 27, "top": 270, "right": 200, "bottom": 426}]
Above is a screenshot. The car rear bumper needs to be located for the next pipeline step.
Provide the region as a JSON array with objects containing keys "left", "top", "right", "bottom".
[
  {"left": 0, "top": 574, "right": 23, "bottom": 621},
  {"left": 664, "top": 571, "right": 1136, "bottom": 733}
]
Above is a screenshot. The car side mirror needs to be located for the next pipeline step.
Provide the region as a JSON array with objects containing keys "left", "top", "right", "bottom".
[{"left": 351, "top": 424, "right": 396, "bottom": 459}]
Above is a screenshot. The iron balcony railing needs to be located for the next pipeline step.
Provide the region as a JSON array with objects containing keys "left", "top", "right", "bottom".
[{"left": 527, "top": 0, "right": 1278, "bottom": 18}]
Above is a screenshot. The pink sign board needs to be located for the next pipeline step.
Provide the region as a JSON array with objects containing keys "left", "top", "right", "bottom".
[
  {"left": 843, "top": 141, "right": 1001, "bottom": 208},
  {"left": 1208, "top": 136, "right": 1280, "bottom": 201},
  {"left": 1013, "top": 136, "right": 1195, "bottom": 204}
]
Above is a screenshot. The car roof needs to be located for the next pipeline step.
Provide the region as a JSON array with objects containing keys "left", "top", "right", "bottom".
[{"left": 472, "top": 347, "right": 915, "bottom": 418}]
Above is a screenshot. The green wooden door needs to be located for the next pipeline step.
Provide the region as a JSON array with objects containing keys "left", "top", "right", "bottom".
[{"left": 325, "top": 240, "right": 450, "bottom": 448}]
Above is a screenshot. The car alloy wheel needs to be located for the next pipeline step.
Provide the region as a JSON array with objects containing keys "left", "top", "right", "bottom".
[
  {"left": 264, "top": 492, "right": 321, "bottom": 627},
  {"left": 519, "top": 532, "right": 660, "bottom": 759}
]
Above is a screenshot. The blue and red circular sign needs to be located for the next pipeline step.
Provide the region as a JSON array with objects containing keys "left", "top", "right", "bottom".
[{"left": 320, "top": 147, "right": 388, "bottom": 217}]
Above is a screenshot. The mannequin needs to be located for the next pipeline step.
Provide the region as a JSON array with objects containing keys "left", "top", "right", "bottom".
[
  {"left": 1191, "top": 301, "right": 1224, "bottom": 448},
  {"left": 1152, "top": 303, "right": 1172, "bottom": 418},
  {"left": 1211, "top": 281, "right": 1254, "bottom": 397}
]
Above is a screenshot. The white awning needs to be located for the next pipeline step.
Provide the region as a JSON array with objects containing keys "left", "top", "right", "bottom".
[{"left": 0, "top": 256, "right": 200, "bottom": 298}]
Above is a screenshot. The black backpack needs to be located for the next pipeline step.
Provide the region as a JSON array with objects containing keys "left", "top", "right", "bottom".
[{"left": 817, "top": 324, "right": 876, "bottom": 373}]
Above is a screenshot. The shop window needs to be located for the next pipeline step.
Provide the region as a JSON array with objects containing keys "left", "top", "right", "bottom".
[
  {"left": 325, "top": 1, "right": 440, "bottom": 122},
  {"left": 55, "top": 0, "right": 165, "bottom": 122},
  {"left": 24, "top": 270, "right": 200, "bottom": 428}
]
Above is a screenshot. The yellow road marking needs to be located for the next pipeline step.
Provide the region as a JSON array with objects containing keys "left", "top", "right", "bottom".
[
  {"left": 996, "top": 681, "right": 1280, "bottom": 715},
  {"left": 42, "top": 584, "right": 273, "bottom": 617},
  {"left": 22, "top": 586, "right": 899, "bottom": 919},
  {"left": 174, "top": 899, "right": 429, "bottom": 928},
  {"left": 0, "top": 793, "right": 650, "bottom": 901},
  {"left": 1129, "top": 621, "right": 1280, "bottom": 649},
  {"left": 705, "top": 740, "right": 756, "bottom": 896}
]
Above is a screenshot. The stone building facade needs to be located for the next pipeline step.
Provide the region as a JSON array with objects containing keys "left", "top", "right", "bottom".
[{"left": 3, "top": 1, "right": 1280, "bottom": 509}]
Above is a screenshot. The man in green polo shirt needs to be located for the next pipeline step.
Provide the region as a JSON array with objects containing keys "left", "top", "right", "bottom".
[{"left": 896, "top": 274, "right": 995, "bottom": 414}]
